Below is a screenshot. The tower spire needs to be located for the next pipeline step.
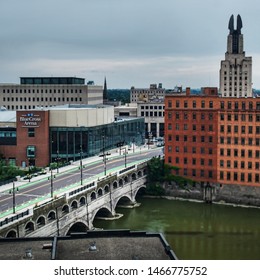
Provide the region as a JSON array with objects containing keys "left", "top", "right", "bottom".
[{"left": 103, "top": 76, "right": 108, "bottom": 104}]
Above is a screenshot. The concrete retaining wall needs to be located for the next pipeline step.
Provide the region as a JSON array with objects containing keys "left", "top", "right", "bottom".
[{"left": 163, "top": 182, "right": 260, "bottom": 207}]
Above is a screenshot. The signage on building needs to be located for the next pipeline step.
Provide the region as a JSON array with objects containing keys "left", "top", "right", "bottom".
[{"left": 20, "top": 113, "right": 42, "bottom": 127}]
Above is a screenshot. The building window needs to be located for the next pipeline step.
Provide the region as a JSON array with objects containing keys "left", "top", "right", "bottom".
[
  {"left": 27, "top": 145, "right": 36, "bottom": 158},
  {"left": 28, "top": 128, "right": 35, "bottom": 137}
]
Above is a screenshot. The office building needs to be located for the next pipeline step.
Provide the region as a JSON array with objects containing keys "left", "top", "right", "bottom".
[
  {"left": 0, "top": 105, "right": 144, "bottom": 167},
  {"left": 219, "top": 15, "right": 252, "bottom": 97},
  {"left": 130, "top": 84, "right": 166, "bottom": 138},
  {"left": 165, "top": 88, "right": 260, "bottom": 187},
  {"left": 0, "top": 77, "right": 103, "bottom": 110}
]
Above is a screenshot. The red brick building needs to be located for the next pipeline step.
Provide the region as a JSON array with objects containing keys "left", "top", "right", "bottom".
[{"left": 165, "top": 88, "right": 260, "bottom": 187}]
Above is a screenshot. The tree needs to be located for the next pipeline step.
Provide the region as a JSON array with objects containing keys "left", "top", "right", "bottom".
[
  {"left": 0, "top": 160, "right": 26, "bottom": 182},
  {"left": 146, "top": 157, "right": 193, "bottom": 195}
]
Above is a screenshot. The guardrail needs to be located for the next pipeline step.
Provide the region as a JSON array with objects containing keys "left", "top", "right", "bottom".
[
  {"left": 68, "top": 181, "right": 95, "bottom": 197},
  {"left": 0, "top": 209, "right": 30, "bottom": 227}
]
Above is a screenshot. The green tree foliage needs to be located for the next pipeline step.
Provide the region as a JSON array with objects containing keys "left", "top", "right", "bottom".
[
  {"left": 107, "top": 89, "right": 130, "bottom": 104},
  {"left": 0, "top": 160, "right": 26, "bottom": 182},
  {"left": 146, "top": 157, "right": 193, "bottom": 195}
]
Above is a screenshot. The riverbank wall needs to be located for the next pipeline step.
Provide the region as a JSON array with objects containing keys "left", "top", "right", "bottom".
[{"left": 163, "top": 182, "right": 260, "bottom": 207}]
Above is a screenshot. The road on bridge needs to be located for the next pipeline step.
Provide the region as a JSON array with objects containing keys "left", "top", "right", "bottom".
[{"left": 0, "top": 147, "right": 163, "bottom": 217}]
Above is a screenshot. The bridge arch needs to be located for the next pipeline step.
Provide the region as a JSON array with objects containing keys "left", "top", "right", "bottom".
[
  {"left": 66, "top": 220, "right": 89, "bottom": 235},
  {"left": 113, "top": 181, "right": 118, "bottom": 189},
  {"left": 25, "top": 221, "right": 35, "bottom": 234},
  {"left": 71, "top": 200, "right": 78, "bottom": 210},
  {"left": 104, "top": 185, "right": 110, "bottom": 193},
  {"left": 138, "top": 170, "right": 142, "bottom": 178},
  {"left": 134, "top": 185, "right": 146, "bottom": 198},
  {"left": 124, "top": 176, "right": 129, "bottom": 183},
  {"left": 61, "top": 204, "right": 69, "bottom": 214},
  {"left": 36, "top": 216, "right": 46, "bottom": 228},
  {"left": 115, "top": 195, "right": 133, "bottom": 208},
  {"left": 131, "top": 172, "right": 137, "bottom": 181},
  {"left": 47, "top": 210, "right": 56, "bottom": 220},
  {"left": 90, "top": 191, "right": 96, "bottom": 201},
  {"left": 97, "top": 188, "right": 103, "bottom": 197},
  {"left": 92, "top": 206, "right": 113, "bottom": 221},
  {"left": 119, "top": 178, "right": 123, "bottom": 187},
  {"left": 5, "top": 229, "right": 17, "bottom": 238},
  {"left": 79, "top": 196, "right": 86, "bottom": 206}
]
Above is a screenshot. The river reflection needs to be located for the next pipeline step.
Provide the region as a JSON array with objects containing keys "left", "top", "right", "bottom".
[{"left": 93, "top": 197, "right": 260, "bottom": 260}]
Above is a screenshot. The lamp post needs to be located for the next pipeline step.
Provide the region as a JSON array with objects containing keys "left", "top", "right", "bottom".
[
  {"left": 102, "top": 135, "right": 107, "bottom": 176},
  {"left": 56, "top": 150, "right": 59, "bottom": 174},
  {"left": 11, "top": 181, "right": 19, "bottom": 214},
  {"left": 50, "top": 167, "right": 54, "bottom": 199},
  {"left": 121, "top": 147, "right": 127, "bottom": 168},
  {"left": 27, "top": 159, "right": 31, "bottom": 182},
  {"left": 80, "top": 145, "right": 83, "bottom": 185}
]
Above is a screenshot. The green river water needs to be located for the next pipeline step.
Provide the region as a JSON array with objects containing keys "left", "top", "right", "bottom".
[{"left": 93, "top": 197, "right": 260, "bottom": 260}]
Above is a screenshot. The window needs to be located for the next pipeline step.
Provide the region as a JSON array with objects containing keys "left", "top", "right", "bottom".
[
  {"left": 27, "top": 146, "right": 36, "bottom": 158},
  {"left": 209, "top": 101, "right": 213, "bottom": 108},
  {"left": 28, "top": 128, "right": 35, "bottom": 137}
]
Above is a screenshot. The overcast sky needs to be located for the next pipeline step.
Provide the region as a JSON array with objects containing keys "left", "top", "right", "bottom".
[{"left": 0, "top": 0, "right": 260, "bottom": 89}]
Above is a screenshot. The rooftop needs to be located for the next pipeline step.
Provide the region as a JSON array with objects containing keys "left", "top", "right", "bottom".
[
  {"left": 0, "top": 230, "right": 177, "bottom": 260},
  {"left": 20, "top": 77, "right": 85, "bottom": 85}
]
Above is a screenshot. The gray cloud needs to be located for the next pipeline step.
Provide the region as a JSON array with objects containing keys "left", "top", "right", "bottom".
[{"left": 0, "top": 0, "right": 260, "bottom": 88}]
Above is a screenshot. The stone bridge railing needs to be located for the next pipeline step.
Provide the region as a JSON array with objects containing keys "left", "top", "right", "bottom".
[{"left": 0, "top": 162, "right": 148, "bottom": 238}]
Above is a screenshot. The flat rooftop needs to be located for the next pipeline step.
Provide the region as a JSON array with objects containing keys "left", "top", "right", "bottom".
[
  {"left": 0, "top": 230, "right": 177, "bottom": 260},
  {"left": 20, "top": 77, "right": 85, "bottom": 85}
]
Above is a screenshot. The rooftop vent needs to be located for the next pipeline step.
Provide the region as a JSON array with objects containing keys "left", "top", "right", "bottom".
[
  {"left": 23, "top": 248, "right": 33, "bottom": 259},
  {"left": 89, "top": 241, "right": 97, "bottom": 252}
]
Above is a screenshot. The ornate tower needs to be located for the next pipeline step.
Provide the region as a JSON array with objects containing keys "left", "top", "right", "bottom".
[{"left": 220, "top": 15, "right": 252, "bottom": 97}]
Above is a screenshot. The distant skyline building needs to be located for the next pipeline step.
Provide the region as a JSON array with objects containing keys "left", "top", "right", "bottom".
[
  {"left": 0, "top": 77, "right": 103, "bottom": 110},
  {"left": 219, "top": 14, "right": 252, "bottom": 97}
]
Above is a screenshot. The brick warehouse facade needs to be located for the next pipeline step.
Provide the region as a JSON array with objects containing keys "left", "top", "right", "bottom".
[{"left": 165, "top": 88, "right": 260, "bottom": 188}]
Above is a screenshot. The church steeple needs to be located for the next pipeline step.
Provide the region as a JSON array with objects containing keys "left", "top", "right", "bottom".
[{"left": 103, "top": 77, "right": 108, "bottom": 104}]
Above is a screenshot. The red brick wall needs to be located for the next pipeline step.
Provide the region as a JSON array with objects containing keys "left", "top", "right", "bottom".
[
  {"left": 164, "top": 93, "right": 260, "bottom": 187},
  {"left": 16, "top": 110, "right": 49, "bottom": 167}
]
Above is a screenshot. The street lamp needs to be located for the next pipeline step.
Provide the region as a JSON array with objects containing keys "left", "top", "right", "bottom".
[
  {"left": 56, "top": 150, "right": 59, "bottom": 174},
  {"left": 80, "top": 145, "right": 83, "bottom": 185},
  {"left": 121, "top": 147, "right": 127, "bottom": 168},
  {"left": 27, "top": 159, "right": 31, "bottom": 182},
  {"left": 10, "top": 181, "right": 19, "bottom": 214},
  {"left": 102, "top": 135, "right": 107, "bottom": 176}
]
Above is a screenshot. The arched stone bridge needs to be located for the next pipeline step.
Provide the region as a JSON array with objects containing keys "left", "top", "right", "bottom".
[{"left": 0, "top": 162, "right": 148, "bottom": 238}]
